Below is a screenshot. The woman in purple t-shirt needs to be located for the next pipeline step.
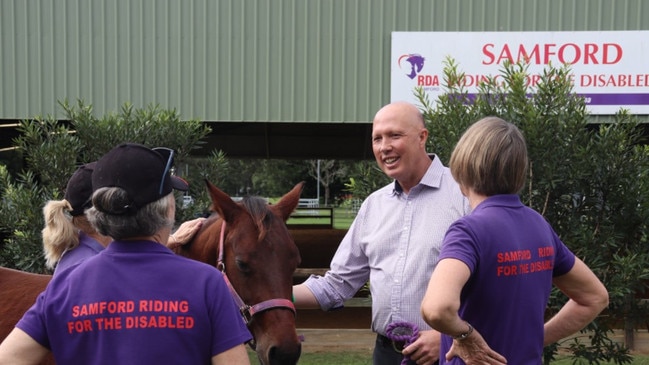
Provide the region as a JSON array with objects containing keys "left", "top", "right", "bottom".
[
  {"left": 2, "top": 143, "right": 250, "bottom": 364},
  {"left": 421, "top": 117, "right": 608, "bottom": 364}
]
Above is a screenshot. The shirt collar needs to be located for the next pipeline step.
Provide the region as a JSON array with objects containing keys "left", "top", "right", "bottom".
[
  {"left": 105, "top": 239, "right": 172, "bottom": 254},
  {"left": 391, "top": 154, "right": 445, "bottom": 195},
  {"left": 474, "top": 194, "right": 523, "bottom": 210},
  {"left": 78, "top": 231, "right": 106, "bottom": 252}
]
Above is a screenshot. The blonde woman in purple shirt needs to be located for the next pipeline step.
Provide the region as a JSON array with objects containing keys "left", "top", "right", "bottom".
[{"left": 293, "top": 102, "right": 470, "bottom": 365}]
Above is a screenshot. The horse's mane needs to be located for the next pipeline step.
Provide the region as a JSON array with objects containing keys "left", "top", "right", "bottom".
[{"left": 239, "top": 196, "right": 274, "bottom": 242}]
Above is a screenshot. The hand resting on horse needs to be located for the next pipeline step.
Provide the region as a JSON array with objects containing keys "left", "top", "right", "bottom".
[{"left": 166, "top": 217, "right": 206, "bottom": 249}]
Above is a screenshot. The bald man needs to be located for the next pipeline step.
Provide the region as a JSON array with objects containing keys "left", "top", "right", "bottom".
[{"left": 293, "top": 102, "right": 470, "bottom": 365}]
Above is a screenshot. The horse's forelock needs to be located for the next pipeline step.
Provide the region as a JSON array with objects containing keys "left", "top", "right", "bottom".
[{"left": 240, "top": 196, "right": 273, "bottom": 242}]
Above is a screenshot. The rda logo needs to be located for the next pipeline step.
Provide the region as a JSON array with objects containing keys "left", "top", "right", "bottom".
[{"left": 398, "top": 54, "right": 425, "bottom": 79}]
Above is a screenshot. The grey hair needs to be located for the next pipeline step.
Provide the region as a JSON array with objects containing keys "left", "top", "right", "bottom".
[{"left": 87, "top": 187, "right": 174, "bottom": 240}]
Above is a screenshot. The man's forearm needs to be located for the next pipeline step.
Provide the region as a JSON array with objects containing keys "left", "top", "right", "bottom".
[{"left": 292, "top": 284, "right": 321, "bottom": 309}]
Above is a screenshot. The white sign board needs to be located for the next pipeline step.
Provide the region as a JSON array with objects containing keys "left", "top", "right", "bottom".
[{"left": 391, "top": 31, "right": 649, "bottom": 115}]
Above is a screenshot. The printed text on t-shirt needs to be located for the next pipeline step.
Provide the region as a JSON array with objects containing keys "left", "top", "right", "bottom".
[
  {"left": 67, "top": 299, "right": 194, "bottom": 334},
  {"left": 496, "top": 246, "right": 554, "bottom": 277}
]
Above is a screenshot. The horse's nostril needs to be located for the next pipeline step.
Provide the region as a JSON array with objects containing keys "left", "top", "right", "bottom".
[{"left": 266, "top": 343, "right": 302, "bottom": 365}]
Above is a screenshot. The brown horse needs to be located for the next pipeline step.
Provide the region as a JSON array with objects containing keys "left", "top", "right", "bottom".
[
  {"left": 1, "top": 180, "right": 303, "bottom": 365},
  {"left": 0, "top": 267, "right": 55, "bottom": 365},
  {"left": 171, "top": 180, "right": 303, "bottom": 365}
]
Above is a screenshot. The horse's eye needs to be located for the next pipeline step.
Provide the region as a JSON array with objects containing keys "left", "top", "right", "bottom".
[{"left": 235, "top": 259, "right": 251, "bottom": 273}]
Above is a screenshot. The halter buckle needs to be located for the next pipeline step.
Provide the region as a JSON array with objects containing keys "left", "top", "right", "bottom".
[{"left": 240, "top": 305, "right": 253, "bottom": 324}]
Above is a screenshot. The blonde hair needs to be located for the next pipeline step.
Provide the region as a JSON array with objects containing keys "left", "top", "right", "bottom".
[{"left": 42, "top": 199, "right": 80, "bottom": 269}]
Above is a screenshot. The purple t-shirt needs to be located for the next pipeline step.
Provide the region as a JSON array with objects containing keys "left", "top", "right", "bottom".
[
  {"left": 18, "top": 240, "right": 252, "bottom": 364},
  {"left": 53, "top": 231, "right": 105, "bottom": 275},
  {"left": 437, "top": 195, "right": 575, "bottom": 365}
]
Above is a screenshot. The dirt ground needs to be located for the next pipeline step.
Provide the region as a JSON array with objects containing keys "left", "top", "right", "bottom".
[
  {"left": 296, "top": 307, "right": 371, "bottom": 330},
  {"left": 295, "top": 306, "right": 374, "bottom": 353},
  {"left": 295, "top": 307, "right": 649, "bottom": 355},
  {"left": 297, "top": 328, "right": 649, "bottom": 356},
  {"left": 298, "top": 328, "right": 375, "bottom": 354}
]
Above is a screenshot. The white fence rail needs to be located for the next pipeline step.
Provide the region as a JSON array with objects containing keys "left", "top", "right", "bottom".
[{"left": 298, "top": 198, "right": 319, "bottom": 208}]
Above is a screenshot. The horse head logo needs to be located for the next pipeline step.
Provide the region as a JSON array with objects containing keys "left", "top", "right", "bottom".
[{"left": 398, "top": 54, "right": 425, "bottom": 79}]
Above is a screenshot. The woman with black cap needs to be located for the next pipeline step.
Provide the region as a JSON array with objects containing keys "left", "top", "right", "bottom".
[{"left": 1, "top": 143, "right": 252, "bottom": 365}]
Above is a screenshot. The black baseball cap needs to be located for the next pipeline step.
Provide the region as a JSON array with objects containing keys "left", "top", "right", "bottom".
[
  {"left": 64, "top": 162, "right": 97, "bottom": 216},
  {"left": 92, "top": 143, "right": 188, "bottom": 212}
]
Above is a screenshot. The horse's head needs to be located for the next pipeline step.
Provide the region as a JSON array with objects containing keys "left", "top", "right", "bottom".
[{"left": 182, "top": 180, "right": 303, "bottom": 365}]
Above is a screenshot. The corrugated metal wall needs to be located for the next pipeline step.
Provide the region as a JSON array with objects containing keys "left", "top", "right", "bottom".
[{"left": 0, "top": 0, "right": 647, "bottom": 122}]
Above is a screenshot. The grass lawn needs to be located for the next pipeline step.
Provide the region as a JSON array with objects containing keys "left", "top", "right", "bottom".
[
  {"left": 248, "top": 350, "right": 372, "bottom": 364},
  {"left": 286, "top": 206, "right": 355, "bottom": 229},
  {"left": 332, "top": 207, "right": 355, "bottom": 229},
  {"left": 550, "top": 356, "right": 649, "bottom": 365},
  {"left": 247, "top": 349, "right": 649, "bottom": 364}
]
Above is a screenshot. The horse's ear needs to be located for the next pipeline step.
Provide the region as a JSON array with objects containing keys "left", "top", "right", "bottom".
[
  {"left": 272, "top": 181, "right": 304, "bottom": 221},
  {"left": 204, "top": 179, "right": 244, "bottom": 223}
]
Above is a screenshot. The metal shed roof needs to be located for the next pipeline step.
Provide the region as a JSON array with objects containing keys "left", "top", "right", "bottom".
[{"left": 1, "top": 0, "right": 647, "bottom": 159}]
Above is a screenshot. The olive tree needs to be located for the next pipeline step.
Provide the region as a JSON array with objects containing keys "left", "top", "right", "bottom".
[{"left": 416, "top": 58, "right": 648, "bottom": 363}]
